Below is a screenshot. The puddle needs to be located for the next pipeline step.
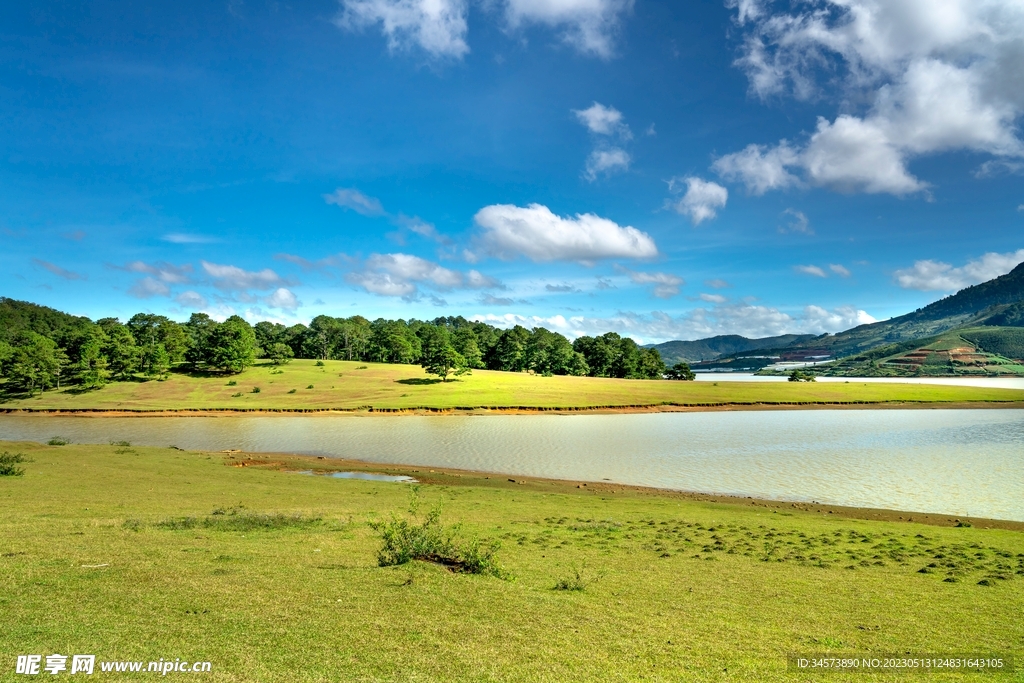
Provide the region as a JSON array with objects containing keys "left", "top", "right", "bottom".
[{"left": 296, "top": 470, "right": 417, "bottom": 483}]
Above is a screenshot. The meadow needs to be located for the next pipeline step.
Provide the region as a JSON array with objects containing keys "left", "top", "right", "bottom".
[
  {"left": 1, "top": 440, "right": 1022, "bottom": 682},
  {"left": 3, "top": 359, "right": 1024, "bottom": 412}
]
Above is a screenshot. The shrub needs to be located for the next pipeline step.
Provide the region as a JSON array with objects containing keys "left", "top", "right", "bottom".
[
  {"left": 315, "top": 360, "right": 325, "bottom": 367},
  {"left": 47, "top": 436, "right": 70, "bottom": 446},
  {"left": 553, "top": 563, "right": 593, "bottom": 591},
  {"left": 369, "top": 505, "right": 505, "bottom": 577},
  {"left": 231, "top": 392, "right": 242, "bottom": 398},
  {"left": 226, "top": 380, "right": 237, "bottom": 386},
  {"left": 110, "top": 440, "right": 131, "bottom": 447},
  {"left": 306, "top": 384, "right": 314, "bottom": 389},
  {"left": 0, "top": 451, "right": 29, "bottom": 477},
  {"left": 251, "top": 387, "right": 261, "bottom": 394},
  {"left": 287, "top": 389, "right": 297, "bottom": 394}
]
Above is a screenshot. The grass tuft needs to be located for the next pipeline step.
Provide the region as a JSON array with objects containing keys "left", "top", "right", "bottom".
[
  {"left": 154, "top": 510, "right": 323, "bottom": 532},
  {"left": 47, "top": 436, "right": 70, "bottom": 446}
]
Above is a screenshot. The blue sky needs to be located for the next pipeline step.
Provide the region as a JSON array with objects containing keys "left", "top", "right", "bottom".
[{"left": 2, "top": 0, "right": 1023, "bottom": 342}]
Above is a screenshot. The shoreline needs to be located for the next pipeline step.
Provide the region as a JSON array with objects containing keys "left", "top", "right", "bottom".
[
  {"left": 3, "top": 399, "right": 1024, "bottom": 417},
  {"left": 225, "top": 449, "right": 1024, "bottom": 532}
]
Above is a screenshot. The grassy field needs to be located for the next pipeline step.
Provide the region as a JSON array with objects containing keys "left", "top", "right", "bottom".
[
  {"left": 2, "top": 359, "right": 1024, "bottom": 412},
  {"left": 1, "top": 440, "right": 1022, "bottom": 682}
]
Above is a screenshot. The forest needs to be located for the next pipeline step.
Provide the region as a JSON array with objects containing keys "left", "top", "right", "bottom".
[{"left": 0, "top": 298, "right": 667, "bottom": 393}]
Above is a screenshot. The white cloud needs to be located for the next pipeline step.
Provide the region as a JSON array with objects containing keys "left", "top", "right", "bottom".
[
  {"left": 721, "top": 0, "right": 1024, "bottom": 196},
  {"left": 1018, "top": 204, "right": 1024, "bottom": 212},
  {"left": 470, "top": 302, "right": 875, "bottom": 343},
  {"left": 668, "top": 177, "right": 728, "bottom": 225},
  {"left": 584, "top": 147, "right": 631, "bottom": 181},
  {"left": 161, "top": 233, "right": 219, "bottom": 244},
  {"left": 794, "top": 265, "right": 827, "bottom": 278},
  {"left": 116, "top": 261, "right": 193, "bottom": 284},
  {"left": 265, "top": 288, "right": 300, "bottom": 311},
  {"left": 894, "top": 249, "right": 1024, "bottom": 291},
  {"left": 712, "top": 142, "right": 800, "bottom": 195},
  {"left": 573, "top": 102, "right": 631, "bottom": 137},
  {"left": 473, "top": 203, "right": 658, "bottom": 263},
  {"left": 504, "top": 0, "right": 634, "bottom": 58},
  {"left": 779, "top": 208, "right": 812, "bottom": 235},
  {"left": 830, "top": 263, "right": 851, "bottom": 277},
  {"left": 335, "top": 0, "right": 469, "bottom": 58},
  {"left": 175, "top": 291, "right": 208, "bottom": 308},
  {"left": 615, "top": 265, "right": 685, "bottom": 298},
  {"left": 346, "top": 253, "right": 502, "bottom": 298},
  {"left": 704, "top": 278, "right": 731, "bottom": 289},
  {"left": 201, "top": 261, "right": 292, "bottom": 291},
  {"left": 128, "top": 277, "right": 170, "bottom": 298},
  {"left": 698, "top": 293, "right": 728, "bottom": 304},
  {"left": 323, "top": 187, "right": 386, "bottom": 216}
]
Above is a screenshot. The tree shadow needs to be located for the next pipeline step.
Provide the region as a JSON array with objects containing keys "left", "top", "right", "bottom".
[{"left": 395, "top": 378, "right": 444, "bottom": 386}]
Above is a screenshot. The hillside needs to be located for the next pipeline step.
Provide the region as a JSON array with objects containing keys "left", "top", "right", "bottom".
[
  {"left": 0, "top": 297, "right": 93, "bottom": 343},
  {"left": 647, "top": 334, "right": 814, "bottom": 364}
]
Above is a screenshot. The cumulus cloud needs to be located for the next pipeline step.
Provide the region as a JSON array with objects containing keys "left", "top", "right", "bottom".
[
  {"left": 584, "top": 148, "right": 631, "bottom": 181},
  {"left": 346, "top": 253, "right": 502, "bottom": 298},
  {"left": 719, "top": 0, "right": 1024, "bottom": 196},
  {"left": 201, "top": 261, "right": 293, "bottom": 291},
  {"left": 274, "top": 253, "right": 351, "bottom": 272},
  {"left": 335, "top": 0, "right": 469, "bottom": 58},
  {"left": 704, "top": 278, "right": 731, "bottom": 289},
  {"left": 830, "top": 263, "right": 851, "bottom": 277},
  {"left": 893, "top": 249, "right": 1024, "bottom": 291},
  {"left": 323, "top": 187, "right": 386, "bottom": 216},
  {"left": 668, "top": 177, "right": 728, "bottom": 225},
  {"left": 615, "top": 265, "right": 685, "bottom": 298},
  {"left": 795, "top": 264, "right": 827, "bottom": 278},
  {"left": 574, "top": 103, "right": 632, "bottom": 180},
  {"left": 175, "top": 291, "right": 208, "bottom": 308},
  {"left": 473, "top": 203, "right": 657, "bottom": 263},
  {"left": 698, "top": 293, "right": 728, "bottom": 304},
  {"left": 265, "top": 287, "right": 301, "bottom": 311},
  {"left": 546, "top": 283, "right": 581, "bottom": 293},
  {"left": 573, "top": 102, "right": 631, "bottom": 137},
  {"left": 471, "top": 302, "right": 875, "bottom": 343},
  {"left": 32, "top": 259, "right": 85, "bottom": 281},
  {"left": 779, "top": 209, "right": 812, "bottom": 235},
  {"left": 504, "top": 0, "right": 634, "bottom": 58}
]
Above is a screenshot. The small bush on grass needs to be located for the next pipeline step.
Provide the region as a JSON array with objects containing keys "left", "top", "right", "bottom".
[
  {"left": 369, "top": 505, "right": 506, "bottom": 577},
  {"left": 0, "top": 452, "right": 29, "bottom": 476},
  {"left": 47, "top": 436, "right": 70, "bottom": 446},
  {"left": 287, "top": 389, "right": 297, "bottom": 394},
  {"left": 154, "top": 511, "right": 323, "bottom": 532},
  {"left": 251, "top": 387, "right": 261, "bottom": 394},
  {"left": 315, "top": 360, "right": 325, "bottom": 367},
  {"left": 553, "top": 562, "right": 601, "bottom": 591}
]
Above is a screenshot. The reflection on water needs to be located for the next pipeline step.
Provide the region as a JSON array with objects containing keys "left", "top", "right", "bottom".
[{"left": 2, "top": 410, "right": 1022, "bottom": 520}]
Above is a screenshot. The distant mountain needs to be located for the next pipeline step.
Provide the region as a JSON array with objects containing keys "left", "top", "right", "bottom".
[
  {"left": 646, "top": 333, "right": 816, "bottom": 365},
  {"left": 785, "top": 261, "right": 1024, "bottom": 358}
]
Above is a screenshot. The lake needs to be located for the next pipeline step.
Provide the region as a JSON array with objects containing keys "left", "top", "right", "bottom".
[{"left": 3, "top": 409, "right": 1023, "bottom": 521}]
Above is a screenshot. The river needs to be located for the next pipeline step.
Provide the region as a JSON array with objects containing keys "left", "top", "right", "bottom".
[{"left": 2, "top": 409, "right": 1023, "bottom": 521}]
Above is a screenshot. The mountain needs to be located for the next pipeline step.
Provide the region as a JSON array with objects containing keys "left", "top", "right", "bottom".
[
  {"left": 0, "top": 297, "right": 93, "bottom": 344},
  {"left": 784, "top": 260, "right": 1024, "bottom": 359},
  {"left": 647, "top": 334, "right": 816, "bottom": 365}
]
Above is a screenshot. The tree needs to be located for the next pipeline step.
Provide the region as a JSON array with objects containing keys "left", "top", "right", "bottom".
[
  {"left": 184, "top": 313, "right": 217, "bottom": 369},
  {"left": 207, "top": 316, "right": 258, "bottom": 373},
  {"left": 788, "top": 369, "right": 816, "bottom": 382},
  {"left": 267, "top": 342, "right": 294, "bottom": 365},
  {"left": 452, "top": 327, "right": 483, "bottom": 369},
  {"left": 666, "top": 362, "right": 695, "bottom": 380},
  {"left": 491, "top": 326, "right": 529, "bottom": 372},
  {"left": 102, "top": 323, "right": 141, "bottom": 380},
  {"left": 419, "top": 327, "right": 469, "bottom": 382},
  {"left": 7, "top": 332, "right": 61, "bottom": 394}
]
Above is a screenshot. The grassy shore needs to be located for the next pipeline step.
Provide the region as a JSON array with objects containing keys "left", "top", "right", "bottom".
[
  {"left": 2, "top": 359, "right": 1023, "bottom": 412},
  {"left": 2, "top": 440, "right": 1022, "bottom": 682}
]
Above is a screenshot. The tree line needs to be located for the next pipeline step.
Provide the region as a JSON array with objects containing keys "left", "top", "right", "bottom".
[{"left": 0, "top": 298, "right": 690, "bottom": 394}]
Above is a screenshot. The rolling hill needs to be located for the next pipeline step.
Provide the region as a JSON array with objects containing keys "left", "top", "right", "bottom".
[{"left": 645, "top": 334, "right": 815, "bottom": 365}]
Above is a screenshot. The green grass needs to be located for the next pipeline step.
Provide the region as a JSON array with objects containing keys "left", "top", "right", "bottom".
[
  {"left": 1, "top": 440, "right": 1023, "bottom": 681},
  {"left": 2, "top": 359, "right": 1023, "bottom": 412}
]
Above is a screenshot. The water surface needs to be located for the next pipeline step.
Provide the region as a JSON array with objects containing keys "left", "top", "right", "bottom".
[{"left": 2, "top": 410, "right": 1021, "bottom": 521}]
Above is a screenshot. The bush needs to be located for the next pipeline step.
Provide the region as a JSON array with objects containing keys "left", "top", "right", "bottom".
[
  {"left": 0, "top": 451, "right": 29, "bottom": 476},
  {"left": 287, "top": 389, "right": 297, "bottom": 394},
  {"left": 226, "top": 380, "right": 237, "bottom": 386},
  {"left": 251, "top": 386, "right": 261, "bottom": 394},
  {"left": 369, "top": 505, "right": 505, "bottom": 577},
  {"left": 306, "top": 384, "right": 314, "bottom": 389},
  {"left": 47, "top": 436, "right": 70, "bottom": 446},
  {"left": 315, "top": 360, "right": 325, "bottom": 367},
  {"left": 553, "top": 563, "right": 595, "bottom": 591}
]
